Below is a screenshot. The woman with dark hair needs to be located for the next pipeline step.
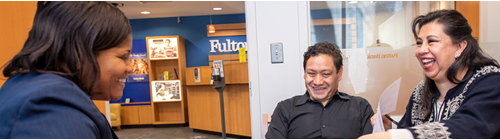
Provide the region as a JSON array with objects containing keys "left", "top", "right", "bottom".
[
  {"left": 360, "top": 10, "right": 500, "bottom": 139},
  {"left": 0, "top": 1, "right": 132, "bottom": 138}
]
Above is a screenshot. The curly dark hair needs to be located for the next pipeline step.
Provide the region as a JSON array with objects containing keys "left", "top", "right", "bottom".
[
  {"left": 303, "top": 41, "right": 343, "bottom": 73},
  {"left": 412, "top": 9, "right": 499, "bottom": 121}
]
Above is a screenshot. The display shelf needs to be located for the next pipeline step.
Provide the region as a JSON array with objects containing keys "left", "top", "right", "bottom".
[
  {"left": 146, "top": 35, "right": 188, "bottom": 125},
  {"left": 152, "top": 100, "right": 182, "bottom": 103},
  {"left": 150, "top": 58, "right": 179, "bottom": 61},
  {"left": 119, "top": 102, "right": 151, "bottom": 105}
]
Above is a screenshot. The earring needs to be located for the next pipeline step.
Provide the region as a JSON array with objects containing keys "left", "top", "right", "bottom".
[{"left": 455, "top": 54, "right": 458, "bottom": 59}]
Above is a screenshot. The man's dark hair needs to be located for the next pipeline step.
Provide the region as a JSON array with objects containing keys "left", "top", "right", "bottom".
[
  {"left": 303, "top": 41, "right": 343, "bottom": 73},
  {"left": 2, "top": 1, "right": 132, "bottom": 95}
]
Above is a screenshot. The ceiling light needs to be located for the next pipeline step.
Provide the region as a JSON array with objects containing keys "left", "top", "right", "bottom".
[
  {"left": 349, "top": 1, "right": 358, "bottom": 4},
  {"left": 141, "top": 11, "right": 150, "bottom": 14},
  {"left": 213, "top": 7, "right": 222, "bottom": 10}
]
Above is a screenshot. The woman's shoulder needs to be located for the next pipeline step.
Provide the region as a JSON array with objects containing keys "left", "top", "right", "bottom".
[
  {"left": 18, "top": 72, "right": 80, "bottom": 89},
  {"left": 472, "top": 65, "right": 500, "bottom": 77},
  {"left": 1, "top": 73, "right": 88, "bottom": 103},
  {"left": 0, "top": 73, "right": 101, "bottom": 138},
  {"left": 464, "top": 65, "right": 500, "bottom": 90}
]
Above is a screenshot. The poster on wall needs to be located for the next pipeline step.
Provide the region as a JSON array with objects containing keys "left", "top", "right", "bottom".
[
  {"left": 148, "top": 37, "right": 178, "bottom": 59},
  {"left": 151, "top": 80, "right": 182, "bottom": 102},
  {"left": 127, "top": 53, "right": 149, "bottom": 83}
]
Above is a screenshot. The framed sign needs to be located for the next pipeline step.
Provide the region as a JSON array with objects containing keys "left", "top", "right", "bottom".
[
  {"left": 127, "top": 53, "right": 149, "bottom": 83},
  {"left": 147, "top": 37, "right": 179, "bottom": 59},
  {"left": 151, "top": 80, "right": 182, "bottom": 102}
]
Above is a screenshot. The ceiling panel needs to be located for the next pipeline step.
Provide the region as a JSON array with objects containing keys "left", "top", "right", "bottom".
[{"left": 110, "top": 1, "right": 245, "bottom": 19}]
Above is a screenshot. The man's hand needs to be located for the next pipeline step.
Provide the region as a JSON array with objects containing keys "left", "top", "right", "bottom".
[{"left": 370, "top": 113, "right": 392, "bottom": 130}]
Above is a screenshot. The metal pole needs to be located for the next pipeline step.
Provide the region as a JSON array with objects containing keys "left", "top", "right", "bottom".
[{"left": 218, "top": 88, "right": 226, "bottom": 139}]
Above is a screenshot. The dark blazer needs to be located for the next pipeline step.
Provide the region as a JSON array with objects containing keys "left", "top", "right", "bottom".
[{"left": 0, "top": 73, "right": 117, "bottom": 138}]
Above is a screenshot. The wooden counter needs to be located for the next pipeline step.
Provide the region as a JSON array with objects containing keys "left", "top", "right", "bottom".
[{"left": 185, "top": 55, "right": 251, "bottom": 137}]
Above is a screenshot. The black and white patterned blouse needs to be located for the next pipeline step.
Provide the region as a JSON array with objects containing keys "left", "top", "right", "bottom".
[{"left": 398, "top": 65, "right": 500, "bottom": 139}]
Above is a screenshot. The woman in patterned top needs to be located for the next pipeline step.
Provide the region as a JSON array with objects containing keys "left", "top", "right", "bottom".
[{"left": 360, "top": 10, "right": 500, "bottom": 139}]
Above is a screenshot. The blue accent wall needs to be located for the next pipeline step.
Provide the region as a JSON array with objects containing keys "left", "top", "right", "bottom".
[
  {"left": 111, "top": 14, "right": 246, "bottom": 103},
  {"left": 130, "top": 14, "right": 246, "bottom": 67},
  {"left": 113, "top": 10, "right": 363, "bottom": 103}
]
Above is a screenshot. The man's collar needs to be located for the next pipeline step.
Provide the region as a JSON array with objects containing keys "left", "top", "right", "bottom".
[{"left": 296, "top": 90, "right": 350, "bottom": 106}]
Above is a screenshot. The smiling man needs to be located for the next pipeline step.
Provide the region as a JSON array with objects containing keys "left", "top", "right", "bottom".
[{"left": 265, "top": 42, "right": 374, "bottom": 139}]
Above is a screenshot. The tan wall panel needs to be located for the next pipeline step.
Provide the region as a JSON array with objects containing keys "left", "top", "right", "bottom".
[
  {"left": 223, "top": 63, "right": 249, "bottom": 84},
  {"left": 92, "top": 100, "right": 107, "bottom": 116},
  {"left": 206, "top": 23, "right": 246, "bottom": 37},
  {"left": 187, "top": 86, "right": 222, "bottom": 132},
  {"left": 186, "top": 66, "right": 212, "bottom": 85},
  {"left": 224, "top": 84, "right": 251, "bottom": 136},
  {"left": 0, "top": 1, "right": 37, "bottom": 86},
  {"left": 137, "top": 105, "right": 153, "bottom": 124},
  {"left": 121, "top": 106, "right": 140, "bottom": 125},
  {"left": 207, "top": 30, "right": 246, "bottom": 37},
  {"left": 209, "top": 54, "right": 248, "bottom": 66},
  {"left": 455, "top": 1, "right": 480, "bottom": 41},
  {"left": 208, "top": 23, "right": 246, "bottom": 30},
  {"left": 186, "top": 84, "right": 251, "bottom": 137},
  {"left": 156, "top": 102, "right": 183, "bottom": 122}
]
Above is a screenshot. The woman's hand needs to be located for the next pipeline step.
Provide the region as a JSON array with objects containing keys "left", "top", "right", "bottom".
[{"left": 370, "top": 113, "right": 393, "bottom": 130}]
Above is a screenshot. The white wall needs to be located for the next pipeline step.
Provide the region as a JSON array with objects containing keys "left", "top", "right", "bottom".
[
  {"left": 377, "top": 2, "right": 415, "bottom": 49},
  {"left": 246, "top": 1, "right": 310, "bottom": 139},
  {"left": 480, "top": 1, "right": 500, "bottom": 43},
  {"left": 105, "top": 101, "right": 111, "bottom": 125}
]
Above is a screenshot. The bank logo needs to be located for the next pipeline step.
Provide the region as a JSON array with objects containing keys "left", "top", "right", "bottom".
[{"left": 210, "top": 39, "right": 247, "bottom": 53}]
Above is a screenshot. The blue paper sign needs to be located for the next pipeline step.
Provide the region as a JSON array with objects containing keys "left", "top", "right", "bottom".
[{"left": 127, "top": 53, "right": 149, "bottom": 83}]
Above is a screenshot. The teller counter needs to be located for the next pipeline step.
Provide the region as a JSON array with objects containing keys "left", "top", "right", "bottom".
[{"left": 185, "top": 55, "right": 251, "bottom": 137}]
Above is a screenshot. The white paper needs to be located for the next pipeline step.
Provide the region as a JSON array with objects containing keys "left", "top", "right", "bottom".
[
  {"left": 379, "top": 77, "right": 402, "bottom": 114},
  {"left": 372, "top": 77, "right": 402, "bottom": 133},
  {"left": 373, "top": 107, "right": 385, "bottom": 133},
  {"left": 213, "top": 60, "right": 224, "bottom": 78}
]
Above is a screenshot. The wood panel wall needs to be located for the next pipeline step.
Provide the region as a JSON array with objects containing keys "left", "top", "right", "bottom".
[
  {"left": 0, "top": 1, "right": 112, "bottom": 119},
  {"left": 207, "top": 23, "right": 246, "bottom": 37},
  {"left": 0, "top": 1, "right": 37, "bottom": 86},
  {"left": 455, "top": 1, "right": 480, "bottom": 41},
  {"left": 185, "top": 66, "right": 212, "bottom": 85},
  {"left": 186, "top": 54, "right": 250, "bottom": 136},
  {"left": 93, "top": 100, "right": 107, "bottom": 115},
  {"left": 186, "top": 63, "right": 248, "bottom": 85},
  {"left": 208, "top": 54, "right": 248, "bottom": 66},
  {"left": 121, "top": 105, "right": 153, "bottom": 125},
  {"left": 186, "top": 85, "right": 251, "bottom": 137}
]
